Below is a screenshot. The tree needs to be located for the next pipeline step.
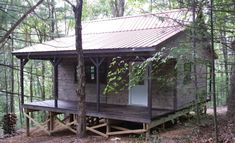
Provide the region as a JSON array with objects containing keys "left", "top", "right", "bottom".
[
  {"left": 64, "top": 0, "right": 86, "bottom": 138},
  {"left": 0, "top": 0, "right": 44, "bottom": 46},
  {"left": 111, "top": 0, "right": 125, "bottom": 17},
  {"left": 227, "top": 41, "right": 235, "bottom": 117}
]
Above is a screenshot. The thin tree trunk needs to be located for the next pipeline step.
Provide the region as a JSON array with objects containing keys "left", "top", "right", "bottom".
[
  {"left": 10, "top": 33, "right": 14, "bottom": 113},
  {"left": 192, "top": 0, "right": 200, "bottom": 124},
  {"left": 111, "top": 0, "right": 125, "bottom": 17},
  {"left": 4, "top": 54, "right": 9, "bottom": 114},
  {"left": 10, "top": 0, "right": 15, "bottom": 113},
  {"left": 64, "top": 0, "right": 86, "bottom": 138},
  {"left": 220, "top": 30, "right": 229, "bottom": 104},
  {"left": 17, "top": 68, "right": 23, "bottom": 126},
  {"left": 29, "top": 63, "right": 34, "bottom": 125},
  {"left": 50, "top": 0, "right": 55, "bottom": 39},
  {"left": 73, "top": 0, "right": 86, "bottom": 138},
  {"left": 210, "top": 0, "right": 218, "bottom": 142}
]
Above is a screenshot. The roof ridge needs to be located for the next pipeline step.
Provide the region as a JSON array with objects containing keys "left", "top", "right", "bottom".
[{"left": 82, "top": 8, "right": 190, "bottom": 24}]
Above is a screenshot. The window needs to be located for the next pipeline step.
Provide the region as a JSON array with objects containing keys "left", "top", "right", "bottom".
[{"left": 74, "top": 62, "right": 107, "bottom": 84}]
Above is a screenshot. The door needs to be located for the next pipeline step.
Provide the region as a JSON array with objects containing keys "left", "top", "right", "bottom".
[{"left": 129, "top": 62, "right": 148, "bottom": 106}]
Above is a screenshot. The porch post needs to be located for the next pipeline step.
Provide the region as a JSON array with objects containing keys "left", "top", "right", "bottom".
[
  {"left": 96, "top": 58, "right": 100, "bottom": 112},
  {"left": 51, "top": 58, "right": 61, "bottom": 107},
  {"left": 148, "top": 63, "right": 152, "bottom": 119},
  {"left": 54, "top": 62, "right": 58, "bottom": 107},
  {"left": 20, "top": 58, "right": 28, "bottom": 105},
  {"left": 90, "top": 57, "right": 105, "bottom": 112}
]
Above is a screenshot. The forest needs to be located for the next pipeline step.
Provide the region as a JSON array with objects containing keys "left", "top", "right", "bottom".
[{"left": 0, "top": 0, "right": 235, "bottom": 143}]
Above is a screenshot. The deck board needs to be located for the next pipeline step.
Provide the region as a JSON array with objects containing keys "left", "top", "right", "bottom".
[{"left": 23, "top": 100, "right": 173, "bottom": 123}]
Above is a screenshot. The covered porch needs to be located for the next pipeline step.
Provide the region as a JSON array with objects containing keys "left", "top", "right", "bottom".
[
  {"left": 18, "top": 53, "right": 160, "bottom": 137},
  {"left": 22, "top": 99, "right": 177, "bottom": 138}
]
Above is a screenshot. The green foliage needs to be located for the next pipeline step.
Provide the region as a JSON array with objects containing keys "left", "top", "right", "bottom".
[
  {"left": 103, "top": 57, "right": 129, "bottom": 94},
  {"left": 82, "top": 0, "right": 112, "bottom": 20},
  {"left": 104, "top": 49, "right": 170, "bottom": 94}
]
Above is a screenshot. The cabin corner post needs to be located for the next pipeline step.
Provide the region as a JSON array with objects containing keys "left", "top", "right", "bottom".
[
  {"left": 20, "top": 58, "right": 28, "bottom": 105},
  {"left": 148, "top": 62, "right": 152, "bottom": 119}
]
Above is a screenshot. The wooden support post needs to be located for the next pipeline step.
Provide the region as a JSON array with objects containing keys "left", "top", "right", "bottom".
[
  {"left": 145, "top": 123, "right": 150, "bottom": 142},
  {"left": 20, "top": 58, "right": 28, "bottom": 105},
  {"left": 49, "top": 112, "right": 54, "bottom": 132},
  {"left": 106, "top": 119, "right": 110, "bottom": 134},
  {"left": 89, "top": 57, "right": 105, "bottom": 112},
  {"left": 51, "top": 58, "right": 61, "bottom": 108},
  {"left": 96, "top": 58, "right": 100, "bottom": 112},
  {"left": 54, "top": 63, "right": 58, "bottom": 107},
  {"left": 69, "top": 114, "right": 74, "bottom": 123},
  {"left": 26, "top": 110, "right": 30, "bottom": 136},
  {"left": 148, "top": 63, "right": 152, "bottom": 119}
]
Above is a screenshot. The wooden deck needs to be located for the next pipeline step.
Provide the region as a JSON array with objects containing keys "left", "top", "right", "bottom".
[{"left": 23, "top": 100, "right": 173, "bottom": 123}]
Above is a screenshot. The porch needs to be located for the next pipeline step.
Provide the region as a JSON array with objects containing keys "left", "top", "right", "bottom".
[
  {"left": 23, "top": 99, "right": 180, "bottom": 137},
  {"left": 23, "top": 100, "right": 173, "bottom": 123}
]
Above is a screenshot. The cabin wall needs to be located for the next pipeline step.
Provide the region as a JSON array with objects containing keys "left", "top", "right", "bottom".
[
  {"left": 106, "top": 90, "right": 129, "bottom": 105},
  {"left": 176, "top": 61, "right": 208, "bottom": 109},
  {"left": 151, "top": 60, "right": 176, "bottom": 110},
  {"left": 58, "top": 59, "right": 107, "bottom": 103},
  {"left": 58, "top": 59, "right": 129, "bottom": 105},
  {"left": 151, "top": 80, "right": 175, "bottom": 110}
]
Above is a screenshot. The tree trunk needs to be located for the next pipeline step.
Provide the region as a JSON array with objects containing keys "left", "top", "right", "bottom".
[
  {"left": 29, "top": 64, "right": 34, "bottom": 125},
  {"left": 10, "top": 33, "right": 14, "bottom": 113},
  {"left": 4, "top": 54, "right": 9, "bottom": 114},
  {"left": 220, "top": 30, "right": 229, "bottom": 104},
  {"left": 73, "top": 0, "right": 86, "bottom": 138},
  {"left": 227, "top": 41, "right": 235, "bottom": 117},
  {"left": 111, "top": 0, "right": 125, "bottom": 17}
]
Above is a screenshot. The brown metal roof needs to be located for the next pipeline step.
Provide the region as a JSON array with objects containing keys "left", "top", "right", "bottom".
[{"left": 13, "top": 8, "right": 192, "bottom": 57}]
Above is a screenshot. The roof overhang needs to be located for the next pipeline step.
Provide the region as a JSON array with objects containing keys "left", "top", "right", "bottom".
[{"left": 13, "top": 47, "right": 157, "bottom": 60}]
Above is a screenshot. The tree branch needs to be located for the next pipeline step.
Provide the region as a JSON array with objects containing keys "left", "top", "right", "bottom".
[
  {"left": 64, "top": 0, "right": 76, "bottom": 9},
  {"left": 0, "top": 0, "right": 44, "bottom": 46}
]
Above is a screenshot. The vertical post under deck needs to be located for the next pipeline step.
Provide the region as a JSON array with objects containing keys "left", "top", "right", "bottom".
[
  {"left": 106, "top": 119, "right": 110, "bottom": 134},
  {"left": 148, "top": 63, "right": 152, "bottom": 119},
  {"left": 26, "top": 110, "right": 30, "bottom": 136}
]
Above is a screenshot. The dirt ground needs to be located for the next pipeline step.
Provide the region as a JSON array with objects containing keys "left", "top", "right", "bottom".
[{"left": 1, "top": 106, "right": 234, "bottom": 143}]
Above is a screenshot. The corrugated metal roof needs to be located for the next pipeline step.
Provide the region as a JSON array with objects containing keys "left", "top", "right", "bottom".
[{"left": 13, "top": 8, "right": 192, "bottom": 55}]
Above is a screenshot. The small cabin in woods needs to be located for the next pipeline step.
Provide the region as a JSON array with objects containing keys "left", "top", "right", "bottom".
[{"left": 12, "top": 9, "right": 211, "bottom": 137}]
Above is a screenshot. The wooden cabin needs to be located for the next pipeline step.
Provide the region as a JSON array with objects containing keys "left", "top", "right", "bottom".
[{"left": 12, "top": 9, "right": 210, "bottom": 137}]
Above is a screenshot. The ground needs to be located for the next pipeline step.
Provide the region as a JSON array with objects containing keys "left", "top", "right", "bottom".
[{"left": 0, "top": 106, "right": 234, "bottom": 143}]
